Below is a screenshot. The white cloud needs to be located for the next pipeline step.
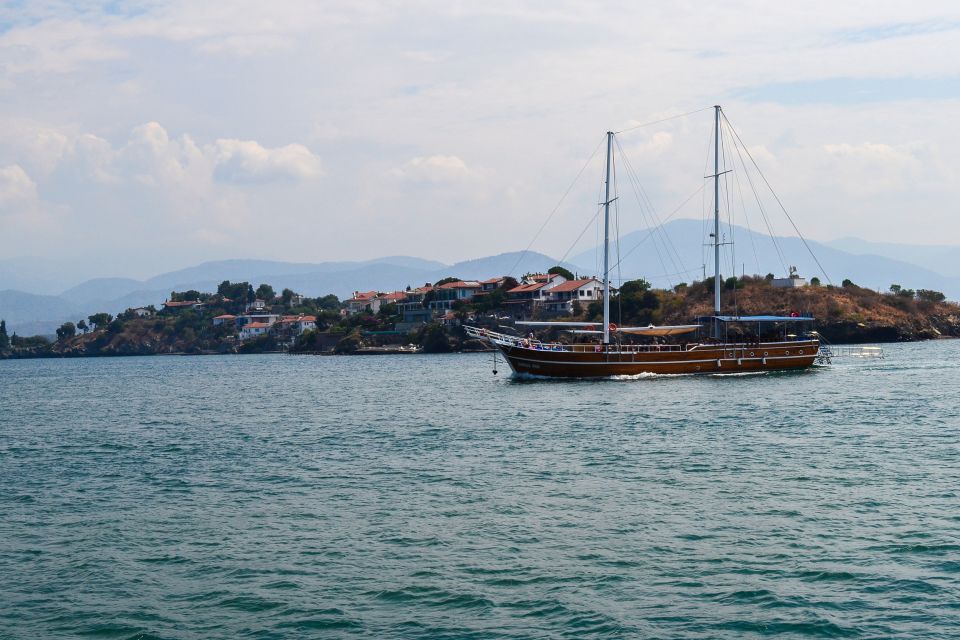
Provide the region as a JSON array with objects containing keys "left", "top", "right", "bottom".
[
  {"left": 2, "top": 0, "right": 960, "bottom": 270},
  {"left": 388, "top": 155, "right": 476, "bottom": 182},
  {"left": 211, "top": 139, "right": 323, "bottom": 182},
  {"left": 0, "top": 165, "right": 39, "bottom": 213}
]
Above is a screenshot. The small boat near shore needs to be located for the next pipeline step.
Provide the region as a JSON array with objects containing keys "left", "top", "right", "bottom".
[{"left": 467, "top": 106, "right": 821, "bottom": 377}]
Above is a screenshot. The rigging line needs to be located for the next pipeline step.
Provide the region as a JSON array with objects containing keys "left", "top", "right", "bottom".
[
  {"left": 614, "top": 137, "right": 687, "bottom": 282},
  {"left": 723, "top": 115, "right": 789, "bottom": 275},
  {"left": 700, "top": 114, "right": 714, "bottom": 282},
  {"left": 614, "top": 136, "right": 686, "bottom": 278},
  {"left": 721, "top": 111, "right": 833, "bottom": 285},
  {"left": 608, "top": 182, "right": 706, "bottom": 274},
  {"left": 613, "top": 149, "right": 624, "bottom": 325},
  {"left": 724, "top": 118, "right": 761, "bottom": 275},
  {"left": 558, "top": 203, "right": 604, "bottom": 267},
  {"left": 592, "top": 155, "right": 607, "bottom": 278},
  {"left": 718, "top": 116, "right": 738, "bottom": 316},
  {"left": 507, "top": 135, "right": 606, "bottom": 278},
  {"left": 720, "top": 118, "right": 736, "bottom": 282},
  {"left": 612, "top": 141, "right": 674, "bottom": 284},
  {"left": 614, "top": 106, "right": 713, "bottom": 134}
]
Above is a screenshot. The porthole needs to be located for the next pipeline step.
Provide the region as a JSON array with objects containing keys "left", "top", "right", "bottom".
[
  {"left": 799, "top": 350, "right": 804, "bottom": 355},
  {"left": 785, "top": 350, "right": 790, "bottom": 355},
  {"left": 749, "top": 351, "right": 755, "bottom": 357},
  {"left": 763, "top": 351, "right": 768, "bottom": 356}
]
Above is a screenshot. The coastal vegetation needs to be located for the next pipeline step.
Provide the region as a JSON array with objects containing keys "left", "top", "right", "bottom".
[{"left": 1, "top": 275, "right": 958, "bottom": 360}]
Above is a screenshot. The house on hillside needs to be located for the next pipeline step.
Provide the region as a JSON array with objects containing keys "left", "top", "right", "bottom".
[
  {"left": 543, "top": 277, "right": 603, "bottom": 314},
  {"left": 237, "top": 313, "right": 280, "bottom": 328},
  {"left": 772, "top": 266, "right": 808, "bottom": 289},
  {"left": 271, "top": 315, "right": 317, "bottom": 341},
  {"left": 163, "top": 299, "right": 203, "bottom": 311},
  {"left": 378, "top": 291, "right": 407, "bottom": 307},
  {"left": 129, "top": 307, "right": 154, "bottom": 318},
  {"left": 346, "top": 291, "right": 380, "bottom": 314},
  {"left": 505, "top": 273, "right": 566, "bottom": 317},
  {"left": 239, "top": 322, "right": 271, "bottom": 340},
  {"left": 429, "top": 281, "right": 481, "bottom": 311},
  {"left": 480, "top": 277, "right": 508, "bottom": 293},
  {"left": 212, "top": 314, "right": 237, "bottom": 326},
  {"left": 245, "top": 299, "right": 267, "bottom": 312},
  {"left": 395, "top": 285, "right": 434, "bottom": 330}
]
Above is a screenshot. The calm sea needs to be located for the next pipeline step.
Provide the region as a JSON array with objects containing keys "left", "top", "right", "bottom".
[{"left": 2, "top": 342, "right": 960, "bottom": 639}]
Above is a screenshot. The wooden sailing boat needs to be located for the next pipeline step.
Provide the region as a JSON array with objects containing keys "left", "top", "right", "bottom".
[{"left": 465, "top": 106, "right": 820, "bottom": 377}]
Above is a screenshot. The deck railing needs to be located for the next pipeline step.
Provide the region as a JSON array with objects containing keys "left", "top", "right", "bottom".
[{"left": 465, "top": 326, "right": 685, "bottom": 353}]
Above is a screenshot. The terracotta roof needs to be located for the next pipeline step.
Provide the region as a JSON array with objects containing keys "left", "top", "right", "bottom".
[
  {"left": 298, "top": 316, "right": 316, "bottom": 322},
  {"left": 438, "top": 280, "right": 481, "bottom": 289},
  {"left": 213, "top": 314, "right": 236, "bottom": 319},
  {"left": 481, "top": 277, "right": 506, "bottom": 284},
  {"left": 507, "top": 282, "right": 546, "bottom": 294},
  {"left": 350, "top": 291, "right": 378, "bottom": 301},
  {"left": 380, "top": 291, "right": 407, "bottom": 301},
  {"left": 549, "top": 278, "right": 600, "bottom": 293},
  {"left": 243, "top": 322, "right": 270, "bottom": 329}
]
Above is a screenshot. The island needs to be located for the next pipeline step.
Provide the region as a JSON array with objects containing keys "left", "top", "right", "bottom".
[{"left": 1, "top": 271, "right": 958, "bottom": 360}]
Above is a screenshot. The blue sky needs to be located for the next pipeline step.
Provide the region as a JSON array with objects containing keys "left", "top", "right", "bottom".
[{"left": 0, "top": 1, "right": 959, "bottom": 280}]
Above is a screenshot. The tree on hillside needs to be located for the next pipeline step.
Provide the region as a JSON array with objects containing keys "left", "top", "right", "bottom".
[
  {"left": 255, "top": 284, "right": 275, "bottom": 301},
  {"left": 548, "top": 266, "right": 575, "bottom": 280},
  {"left": 77, "top": 319, "right": 88, "bottom": 334},
  {"left": 281, "top": 288, "right": 295, "bottom": 306},
  {"left": 889, "top": 284, "right": 902, "bottom": 295},
  {"left": 88, "top": 313, "right": 113, "bottom": 329},
  {"left": 0, "top": 319, "right": 8, "bottom": 350},
  {"left": 810, "top": 277, "right": 821, "bottom": 287},
  {"left": 56, "top": 322, "right": 76, "bottom": 341},
  {"left": 217, "top": 280, "right": 253, "bottom": 302},
  {"left": 842, "top": 279, "right": 855, "bottom": 288},
  {"left": 170, "top": 290, "right": 202, "bottom": 302},
  {"left": 615, "top": 279, "right": 659, "bottom": 324},
  {"left": 916, "top": 289, "right": 946, "bottom": 303},
  {"left": 315, "top": 294, "right": 340, "bottom": 310}
]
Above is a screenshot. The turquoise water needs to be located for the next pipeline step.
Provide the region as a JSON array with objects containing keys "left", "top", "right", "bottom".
[{"left": 2, "top": 342, "right": 960, "bottom": 638}]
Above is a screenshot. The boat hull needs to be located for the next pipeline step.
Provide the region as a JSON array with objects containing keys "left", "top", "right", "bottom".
[{"left": 497, "top": 340, "right": 819, "bottom": 377}]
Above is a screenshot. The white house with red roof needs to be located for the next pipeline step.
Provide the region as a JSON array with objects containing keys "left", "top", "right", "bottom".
[
  {"left": 239, "top": 322, "right": 271, "bottom": 340},
  {"left": 345, "top": 291, "right": 380, "bottom": 314},
  {"left": 544, "top": 277, "right": 604, "bottom": 313},
  {"left": 269, "top": 315, "right": 317, "bottom": 340}
]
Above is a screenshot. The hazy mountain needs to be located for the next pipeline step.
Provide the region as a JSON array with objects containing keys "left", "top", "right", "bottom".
[
  {"left": 0, "top": 290, "right": 84, "bottom": 336},
  {"left": 0, "top": 251, "right": 575, "bottom": 333},
  {"left": 0, "top": 258, "right": 93, "bottom": 296},
  {"left": 825, "top": 237, "right": 960, "bottom": 279},
  {"left": 59, "top": 278, "right": 146, "bottom": 304},
  {"left": 4, "top": 235, "right": 957, "bottom": 335},
  {"left": 570, "top": 218, "right": 960, "bottom": 299}
]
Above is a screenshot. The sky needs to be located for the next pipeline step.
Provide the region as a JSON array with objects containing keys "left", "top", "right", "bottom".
[{"left": 1, "top": 0, "right": 959, "bottom": 280}]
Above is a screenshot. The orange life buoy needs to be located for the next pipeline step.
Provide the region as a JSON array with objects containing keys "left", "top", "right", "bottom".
[{"left": 609, "top": 323, "right": 618, "bottom": 333}]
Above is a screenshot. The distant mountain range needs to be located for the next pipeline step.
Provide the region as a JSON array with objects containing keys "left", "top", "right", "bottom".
[
  {"left": 0, "top": 251, "right": 580, "bottom": 335},
  {"left": 2, "top": 219, "right": 958, "bottom": 335},
  {"left": 570, "top": 219, "right": 960, "bottom": 297}
]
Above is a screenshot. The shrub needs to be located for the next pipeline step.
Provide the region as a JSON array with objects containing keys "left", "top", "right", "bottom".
[{"left": 916, "top": 289, "right": 946, "bottom": 303}]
